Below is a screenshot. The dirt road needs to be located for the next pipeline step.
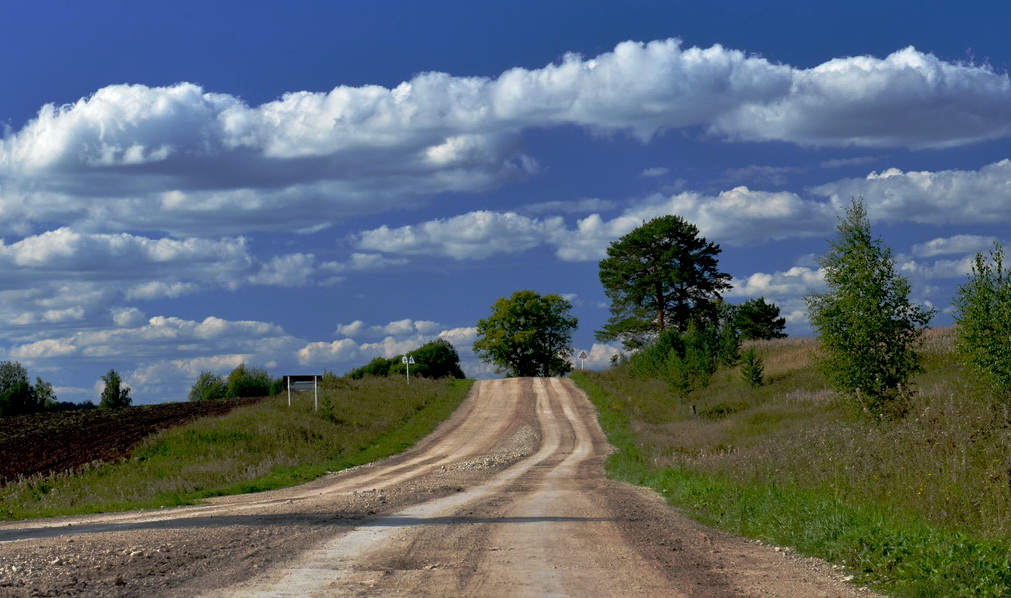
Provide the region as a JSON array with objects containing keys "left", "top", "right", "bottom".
[{"left": 0, "top": 378, "right": 876, "bottom": 597}]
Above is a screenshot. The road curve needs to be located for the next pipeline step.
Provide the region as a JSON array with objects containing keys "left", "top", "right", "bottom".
[{"left": 0, "top": 378, "right": 877, "bottom": 597}]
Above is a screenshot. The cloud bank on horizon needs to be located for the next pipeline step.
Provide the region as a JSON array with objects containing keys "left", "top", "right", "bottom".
[{"left": 2, "top": 37, "right": 1010, "bottom": 402}]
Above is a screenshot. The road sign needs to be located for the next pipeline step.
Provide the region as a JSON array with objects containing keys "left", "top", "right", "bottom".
[
  {"left": 577, "top": 351, "right": 588, "bottom": 360},
  {"left": 284, "top": 374, "right": 322, "bottom": 410},
  {"left": 403, "top": 355, "right": 416, "bottom": 383}
]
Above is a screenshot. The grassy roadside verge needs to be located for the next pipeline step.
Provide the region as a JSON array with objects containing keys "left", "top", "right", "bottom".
[
  {"left": 571, "top": 370, "right": 1011, "bottom": 597},
  {"left": 0, "top": 377, "right": 472, "bottom": 520}
]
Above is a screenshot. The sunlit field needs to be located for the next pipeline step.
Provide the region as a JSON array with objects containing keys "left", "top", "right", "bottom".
[
  {"left": 0, "top": 377, "right": 472, "bottom": 520},
  {"left": 575, "top": 328, "right": 1011, "bottom": 596}
]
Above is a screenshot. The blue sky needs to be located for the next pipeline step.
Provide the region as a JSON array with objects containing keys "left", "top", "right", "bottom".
[{"left": 3, "top": 1, "right": 1011, "bottom": 403}]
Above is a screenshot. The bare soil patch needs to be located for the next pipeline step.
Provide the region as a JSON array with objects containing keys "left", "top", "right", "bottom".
[{"left": 0, "top": 397, "right": 266, "bottom": 485}]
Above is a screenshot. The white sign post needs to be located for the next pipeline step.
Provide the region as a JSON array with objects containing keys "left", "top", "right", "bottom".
[
  {"left": 577, "top": 350, "right": 588, "bottom": 370},
  {"left": 285, "top": 375, "right": 321, "bottom": 410},
  {"left": 402, "top": 355, "right": 416, "bottom": 384}
]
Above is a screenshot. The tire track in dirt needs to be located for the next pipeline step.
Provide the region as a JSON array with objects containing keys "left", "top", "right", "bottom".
[
  {"left": 198, "top": 378, "right": 566, "bottom": 597},
  {"left": 0, "top": 379, "right": 880, "bottom": 598},
  {"left": 0, "top": 379, "right": 526, "bottom": 545}
]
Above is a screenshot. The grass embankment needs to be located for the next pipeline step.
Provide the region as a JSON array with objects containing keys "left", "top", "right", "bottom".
[
  {"left": 0, "top": 376, "right": 472, "bottom": 520},
  {"left": 572, "top": 328, "right": 1011, "bottom": 597}
]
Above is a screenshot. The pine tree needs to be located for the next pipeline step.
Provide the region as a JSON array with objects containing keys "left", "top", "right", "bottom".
[{"left": 597, "top": 215, "right": 731, "bottom": 349}]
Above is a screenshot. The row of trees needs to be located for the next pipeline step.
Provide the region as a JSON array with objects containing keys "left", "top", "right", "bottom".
[
  {"left": 473, "top": 202, "right": 1009, "bottom": 423},
  {"left": 21, "top": 202, "right": 1000, "bottom": 418},
  {"left": 189, "top": 339, "right": 467, "bottom": 401},
  {"left": 0, "top": 362, "right": 132, "bottom": 416},
  {"left": 345, "top": 339, "right": 465, "bottom": 380},
  {"left": 471, "top": 215, "right": 788, "bottom": 379},
  {"left": 0, "top": 362, "right": 57, "bottom": 416},
  {"left": 581, "top": 203, "right": 980, "bottom": 420},
  {"left": 189, "top": 363, "right": 279, "bottom": 402},
  {"left": 804, "top": 197, "right": 1011, "bottom": 418}
]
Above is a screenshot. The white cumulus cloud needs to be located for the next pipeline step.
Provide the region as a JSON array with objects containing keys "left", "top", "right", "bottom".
[
  {"left": 355, "top": 186, "right": 836, "bottom": 263},
  {"left": 358, "top": 211, "right": 565, "bottom": 259},
  {"left": 815, "top": 159, "right": 1011, "bottom": 225},
  {"left": 909, "top": 234, "right": 998, "bottom": 258},
  {"left": 714, "top": 47, "right": 1011, "bottom": 148},
  {"left": 2, "top": 41, "right": 1008, "bottom": 237},
  {"left": 727, "top": 266, "right": 825, "bottom": 298}
]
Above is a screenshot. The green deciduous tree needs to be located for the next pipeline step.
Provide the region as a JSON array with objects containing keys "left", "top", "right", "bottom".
[
  {"left": 406, "top": 339, "right": 466, "bottom": 379},
  {"left": 597, "top": 215, "right": 731, "bottom": 349},
  {"left": 99, "top": 369, "right": 132, "bottom": 409},
  {"left": 0, "top": 362, "right": 57, "bottom": 416},
  {"left": 32, "top": 377, "right": 57, "bottom": 411},
  {"left": 734, "top": 297, "right": 787, "bottom": 340},
  {"left": 345, "top": 339, "right": 465, "bottom": 380},
  {"left": 474, "top": 290, "right": 578, "bottom": 377},
  {"left": 189, "top": 371, "right": 227, "bottom": 402},
  {"left": 225, "top": 363, "right": 272, "bottom": 398},
  {"left": 953, "top": 242, "right": 1011, "bottom": 399},
  {"left": 805, "top": 199, "right": 934, "bottom": 418},
  {"left": 0, "top": 361, "right": 34, "bottom": 416}
]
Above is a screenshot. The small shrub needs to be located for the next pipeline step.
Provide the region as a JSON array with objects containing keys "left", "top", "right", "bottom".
[
  {"left": 740, "top": 349, "right": 764, "bottom": 388},
  {"left": 628, "top": 320, "right": 737, "bottom": 397}
]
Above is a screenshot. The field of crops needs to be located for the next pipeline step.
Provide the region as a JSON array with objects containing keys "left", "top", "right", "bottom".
[{"left": 0, "top": 397, "right": 264, "bottom": 484}]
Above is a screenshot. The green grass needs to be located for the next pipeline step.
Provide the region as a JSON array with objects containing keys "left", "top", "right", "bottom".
[
  {"left": 572, "top": 328, "right": 1011, "bottom": 597},
  {"left": 0, "top": 376, "right": 472, "bottom": 520}
]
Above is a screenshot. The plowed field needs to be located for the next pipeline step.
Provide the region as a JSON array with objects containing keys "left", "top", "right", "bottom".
[{"left": 0, "top": 397, "right": 266, "bottom": 485}]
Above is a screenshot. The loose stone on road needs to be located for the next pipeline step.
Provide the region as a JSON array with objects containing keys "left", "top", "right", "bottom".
[{"left": 0, "top": 378, "right": 877, "bottom": 597}]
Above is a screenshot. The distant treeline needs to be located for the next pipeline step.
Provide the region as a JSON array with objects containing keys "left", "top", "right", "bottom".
[
  {"left": 189, "top": 339, "right": 465, "bottom": 402},
  {"left": 3, "top": 338, "right": 468, "bottom": 414},
  {"left": 189, "top": 363, "right": 286, "bottom": 402},
  {"left": 0, "top": 360, "right": 98, "bottom": 416},
  {"left": 344, "top": 339, "right": 465, "bottom": 380}
]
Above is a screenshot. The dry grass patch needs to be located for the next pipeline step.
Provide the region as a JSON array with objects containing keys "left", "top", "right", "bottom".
[
  {"left": 575, "top": 330, "right": 1011, "bottom": 595},
  {"left": 584, "top": 328, "right": 1011, "bottom": 539}
]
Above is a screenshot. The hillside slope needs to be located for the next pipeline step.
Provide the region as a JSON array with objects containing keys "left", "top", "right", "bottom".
[{"left": 573, "top": 327, "right": 1011, "bottom": 596}]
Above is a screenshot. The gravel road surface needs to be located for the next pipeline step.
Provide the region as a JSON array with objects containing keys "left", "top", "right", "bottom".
[{"left": 0, "top": 378, "right": 878, "bottom": 597}]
